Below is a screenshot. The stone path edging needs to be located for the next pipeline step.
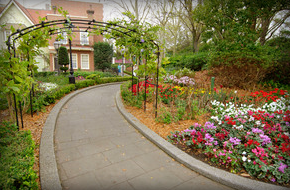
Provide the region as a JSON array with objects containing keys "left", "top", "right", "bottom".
[
  {"left": 115, "top": 90, "right": 289, "bottom": 190},
  {"left": 39, "top": 82, "right": 123, "bottom": 190}
]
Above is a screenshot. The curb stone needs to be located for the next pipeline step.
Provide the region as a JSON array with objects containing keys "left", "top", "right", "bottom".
[
  {"left": 39, "top": 82, "right": 123, "bottom": 190},
  {"left": 115, "top": 90, "right": 290, "bottom": 190}
]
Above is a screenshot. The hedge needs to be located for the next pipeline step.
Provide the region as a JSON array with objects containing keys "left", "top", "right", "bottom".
[{"left": 0, "top": 122, "right": 38, "bottom": 190}]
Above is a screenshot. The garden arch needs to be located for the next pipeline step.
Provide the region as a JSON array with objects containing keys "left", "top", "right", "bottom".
[{"left": 6, "top": 17, "right": 161, "bottom": 128}]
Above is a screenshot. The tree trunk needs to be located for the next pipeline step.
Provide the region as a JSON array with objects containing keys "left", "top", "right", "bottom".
[
  {"left": 260, "top": 17, "right": 270, "bottom": 46},
  {"left": 6, "top": 93, "right": 15, "bottom": 122}
]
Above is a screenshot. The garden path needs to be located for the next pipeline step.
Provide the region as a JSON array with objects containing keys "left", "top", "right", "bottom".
[{"left": 54, "top": 83, "right": 233, "bottom": 190}]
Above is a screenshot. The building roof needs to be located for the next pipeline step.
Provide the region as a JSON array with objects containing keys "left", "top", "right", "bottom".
[
  {"left": 0, "top": 0, "right": 103, "bottom": 26},
  {"left": 0, "top": 0, "right": 35, "bottom": 25}
]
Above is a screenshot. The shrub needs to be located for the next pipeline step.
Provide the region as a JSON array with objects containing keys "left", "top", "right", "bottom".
[
  {"left": 0, "top": 122, "right": 38, "bottom": 189},
  {"left": 93, "top": 42, "right": 113, "bottom": 72},
  {"left": 58, "top": 46, "right": 69, "bottom": 73},
  {"left": 43, "top": 84, "right": 75, "bottom": 104},
  {"left": 34, "top": 71, "right": 55, "bottom": 77},
  {"left": 175, "top": 68, "right": 195, "bottom": 78},
  {"left": 86, "top": 74, "right": 101, "bottom": 80},
  {"left": 209, "top": 51, "right": 273, "bottom": 89},
  {"left": 167, "top": 52, "right": 208, "bottom": 71},
  {"left": 264, "top": 37, "right": 290, "bottom": 85},
  {"left": 75, "top": 79, "right": 95, "bottom": 90}
]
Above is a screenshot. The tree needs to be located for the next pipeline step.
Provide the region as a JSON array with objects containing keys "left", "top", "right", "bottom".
[
  {"left": 149, "top": 0, "right": 180, "bottom": 56},
  {"left": 109, "top": 0, "right": 151, "bottom": 22},
  {"left": 194, "top": 0, "right": 290, "bottom": 46},
  {"left": 58, "top": 46, "right": 69, "bottom": 72},
  {"left": 93, "top": 41, "right": 113, "bottom": 72},
  {"left": 175, "top": 0, "right": 203, "bottom": 52}
]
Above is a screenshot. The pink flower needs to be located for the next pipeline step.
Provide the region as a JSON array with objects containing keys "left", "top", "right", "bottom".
[
  {"left": 271, "top": 178, "right": 276, "bottom": 182},
  {"left": 278, "top": 163, "right": 288, "bottom": 173}
]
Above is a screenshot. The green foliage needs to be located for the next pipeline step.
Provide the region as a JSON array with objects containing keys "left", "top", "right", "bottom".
[
  {"left": 175, "top": 68, "right": 195, "bottom": 78},
  {"left": 35, "top": 74, "right": 69, "bottom": 86},
  {"left": 167, "top": 52, "right": 208, "bottom": 71},
  {"left": 0, "top": 122, "right": 38, "bottom": 189},
  {"left": 86, "top": 74, "right": 101, "bottom": 80},
  {"left": 75, "top": 79, "right": 95, "bottom": 90},
  {"left": 74, "top": 70, "right": 116, "bottom": 78},
  {"left": 156, "top": 107, "right": 173, "bottom": 124},
  {"left": 120, "top": 82, "right": 143, "bottom": 108},
  {"left": 58, "top": 46, "right": 69, "bottom": 72},
  {"left": 0, "top": 91, "right": 8, "bottom": 110},
  {"left": 264, "top": 36, "right": 290, "bottom": 85},
  {"left": 93, "top": 42, "right": 113, "bottom": 72},
  {"left": 34, "top": 71, "right": 55, "bottom": 77}
]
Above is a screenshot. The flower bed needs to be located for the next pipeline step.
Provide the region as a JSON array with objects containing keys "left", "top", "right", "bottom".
[
  {"left": 123, "top": 80, "right": 290, "bottom": 186},
  {"left": 168, "top": 89, "right": 290, "bottom": 185}
]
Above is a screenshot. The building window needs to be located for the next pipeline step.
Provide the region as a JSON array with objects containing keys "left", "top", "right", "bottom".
[
  {"left": 4, "top": 30, "right": 12, "bottom": 42},
  {"left": 59, "top": 31, "right": 67, "bottom": 44},
  {"left": 69, "top": 53, "right": 77, "bottom": 69},
  {"left": 80, "top": 31, "right": 89, "bottom": 45},
  {"left": 72, "top": 54, "right": 78, "bottom": 69},
  {"left": 81, "top": 54, "right": 89, "bottom": 69}
]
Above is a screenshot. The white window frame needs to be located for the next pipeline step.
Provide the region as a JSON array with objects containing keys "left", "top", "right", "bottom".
[
  {"left": 81, "top": 54, "right": 89, "bottom": 69},
  {"left": 80, "top": 31, "right": 89, "bottom": 45},
  {"left": 69, "top": 53, "right": 78, "bottom": 69}
]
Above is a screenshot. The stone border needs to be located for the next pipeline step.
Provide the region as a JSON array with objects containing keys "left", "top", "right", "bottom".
[
  {"left": 39, "top": 83, "right": 123, "bottom": 190},
  {"left": 115, "top": 91, "right": 289, "bottom": 190}
]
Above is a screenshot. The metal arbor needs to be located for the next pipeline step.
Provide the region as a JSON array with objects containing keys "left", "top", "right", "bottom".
[{"left": 6, "top": 18, "right": 161, "bottom": 129}]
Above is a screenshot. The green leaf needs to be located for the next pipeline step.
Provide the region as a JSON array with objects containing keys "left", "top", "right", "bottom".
[
  {"left": 261, "top": 166, "right": 267, "bottom": 172},
  {"left": 14, "top": 76, "right": 23, "bottom": 83},
  {"left": 9, "top": 86, "right": 20, "bottom": 93}
]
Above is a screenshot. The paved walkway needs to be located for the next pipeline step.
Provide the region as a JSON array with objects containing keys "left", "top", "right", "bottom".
[{"left": 54, "top": 84, "right": 233, "bottom": 190}]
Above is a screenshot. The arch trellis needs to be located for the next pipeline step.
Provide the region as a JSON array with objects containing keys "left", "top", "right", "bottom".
[{"left": 6, "top": 18, "right": 161, "bottom": 129}]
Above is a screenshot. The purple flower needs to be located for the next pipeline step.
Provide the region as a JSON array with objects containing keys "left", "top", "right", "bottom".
[
  {"left": 204, "top": 133, "right": 214, "bottom": 145},
  {"left": 204, "top": 122, "right": 216, "bottom": 130},
  {"left": 252, "top": 128, "right": 264, "bottom": 134},
  {"left": 270, "top": 178, "right": 276, "bottom": 182},
  {"left": 259, "top": 134, "right": 271, "bottom": 146},
  {"left": 229, "top": 137, "right": 241, "bottom": 145},
  {"left": 140, "top": 39, "right": 145, "bottom": 43},
  {"left": 278, "top": 163, "right": 287, "bottom": 173}
]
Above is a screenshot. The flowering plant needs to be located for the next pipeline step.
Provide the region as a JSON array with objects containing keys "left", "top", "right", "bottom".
[
  {"left": 168, "top": 89, "right": 290, "bottom": 184},
  {"left": 159, "top": 86, "right": 181, "bottom": 104},
  {"left": 164, "top": 75, "right": 195, "bottom": 87},
  {"left": 38, "top": 82, "right": 58, "bottom": 91}
]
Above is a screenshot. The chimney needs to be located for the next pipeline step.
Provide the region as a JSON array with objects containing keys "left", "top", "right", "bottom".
[{"left": 87, "top": 5, "right": 94, "bottom": 20}]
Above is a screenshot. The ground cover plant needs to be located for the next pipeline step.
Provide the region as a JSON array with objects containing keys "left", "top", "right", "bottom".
[{"left": 121, "top": 74, "right": 290, "bottom": 186}]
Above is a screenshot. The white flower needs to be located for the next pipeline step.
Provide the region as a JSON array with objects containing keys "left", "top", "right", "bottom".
[
  {"left": 234, "top": 91, "right": 237, "bottom": 94},
  {"left": 242, "top": 151, "right": 247, "bottom": 155},
  {"left": 248, "top": 159, "right": 251, "bottom": 162},
  {"left": 242, "top": 156, "right": 247, "bottom": 162}
]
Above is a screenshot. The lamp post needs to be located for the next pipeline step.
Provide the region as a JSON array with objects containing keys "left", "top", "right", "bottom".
[
  {"left": 67, "top": 19, "right": 75, "bottom": 84},
  {"left": 53, "top": 41, "right": 61, "bottom": 75},
  {"left": 121, "top": 48, "right": 125, "bottom": 77},
  {"left": 68, "top": 38, "right": 75, "bottom": 84}
]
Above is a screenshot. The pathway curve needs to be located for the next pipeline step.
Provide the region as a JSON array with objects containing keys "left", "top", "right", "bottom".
[{"left": 54, "top": 84, "right": 233, "bottom": 190}]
